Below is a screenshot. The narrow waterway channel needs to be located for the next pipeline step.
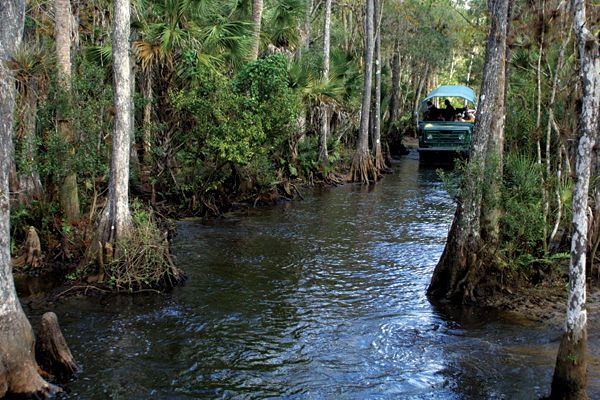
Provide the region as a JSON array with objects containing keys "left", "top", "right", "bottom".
[{"left": 25, "top": 155, "right": 599, "bottom": 399}]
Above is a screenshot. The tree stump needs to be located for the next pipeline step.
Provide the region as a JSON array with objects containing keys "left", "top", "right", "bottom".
[
  {"left": 24, "top": 226, "right": 42, "bottom": 268},
  {"left": 35, "top": 312, "right": 79, "bottom": 381}
]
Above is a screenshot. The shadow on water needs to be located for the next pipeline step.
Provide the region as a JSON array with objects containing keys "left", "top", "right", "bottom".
[{"left": 22, "top": 153, "right": 600, "bottom": 399}]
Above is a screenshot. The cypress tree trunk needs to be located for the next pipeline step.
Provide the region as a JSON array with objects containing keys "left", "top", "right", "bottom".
[
  {"left": 301, "top": 0, "right": 314, "bottom": 55},
  {"left": 372, "top": 0, "right": 385, "bottom": 171},
  {"left": 0, "top": 1, "right": 58, "bottom": 396},
  {"left": 55, "top": 0, "right": 80, "bottom": 222},
  {"left": 96, "top": 0, "right": 133, "bottom": 249},
  {"left": 249, "top": 0, "right": 263, "bottom": 61},
  {"left": 142, "top": 67, "right": 153, "bottom": 165},
  {"left": 318, "top": 0, "right": 332, "bottom": 168},
  {"left": 350, "top": 0, "right": 376, "bottom": 184},
  {"left": 428, "top": 0, "right": 510, "bottom": 302},
  {"left": 387, "top": 39, "right": 401, "bottom": 134},
  {"left": 412, "top": 63, "right": 428, "bottom": 130},
  {"left": 17, "top": 75, "right": 43, "bottom": 201},
  {"left": 549, "top": 0, "right": 600, "bottom": 397}
]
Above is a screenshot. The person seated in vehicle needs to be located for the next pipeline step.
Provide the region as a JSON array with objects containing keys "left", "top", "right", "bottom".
[
  {"left": 423, "top": 101, "right": 440, "bottom": 121},
  {"left": 442, "top": 99, "right": 455, "bottom": 121},
  {"left": 454, "top": 107, "right": 467, "bottom": 122}
]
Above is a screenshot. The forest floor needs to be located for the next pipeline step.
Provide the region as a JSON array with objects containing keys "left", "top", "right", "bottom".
[{"left": 483, "top": 276, "right": 600, "bottom": 332}]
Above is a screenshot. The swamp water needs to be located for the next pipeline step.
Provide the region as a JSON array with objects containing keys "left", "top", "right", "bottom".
[{"left": 25, "top": 155, "right": 600, "bottom": 399}]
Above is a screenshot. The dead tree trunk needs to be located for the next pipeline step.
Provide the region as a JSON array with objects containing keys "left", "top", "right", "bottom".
[
  {"left": 549, "top": 0, "right": 600, "bottom": 397},
  {"left": 428, "top": 0, "right": 510, "bottom": 303},
  {"left": 0, "top": 1, "right": 59, "bottom": 397}
]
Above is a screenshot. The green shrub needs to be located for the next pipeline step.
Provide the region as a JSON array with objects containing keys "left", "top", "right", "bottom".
[{"left": 500, "top": 153, "right": 546, "bottom": 261}]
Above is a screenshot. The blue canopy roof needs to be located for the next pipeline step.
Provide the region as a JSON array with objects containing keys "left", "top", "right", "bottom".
[{"left": 422, "top": 85, "right": 476, "bottom": 104}]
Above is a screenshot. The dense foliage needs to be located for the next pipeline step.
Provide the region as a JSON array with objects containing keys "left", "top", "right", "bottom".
[{"left": 7, "top": 0, "right": 594, "bottom": 281}]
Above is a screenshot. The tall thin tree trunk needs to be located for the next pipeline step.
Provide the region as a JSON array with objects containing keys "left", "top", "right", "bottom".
[
  {"left": 547, "top": 26, "right": 571, "bottom": 246},
  {"left": 55, "top": 0, "right": 80, "bottom": 222},
  {"left": 0, "top": 1, "right": 57, "bottom": 396},
  {"left": 97, "top": 0, "right": 133, "bottom": 249},
  {"left": 387, "top": 40, "right": 401, "bottom": 133},
  {"left": 466, "top": 50, "right": 474, "bottom": 85},
  {"left": 17, "top": 78, "right": 43, "bottom": 201},
  {"left": 413, "top": 63, "right": 429, "bottom": 132},
  {"left": 428, "top": 0, "right": 510, "bottom": 302},
  {"left": 372, "top": 0, "right": 385, "bottom": 170},
  {"left": 318, "top": 0, "right": 332, "bottom": 168},
  {"left": 301, "top": 0, "right": 314, "bottom": 55},
  {"left": 129, "top": 39, "right": 140, "bottom": 178},
  {"left": 550, "top": 0, "right": 600, "bottom": 396},
  {"left": 249, "top": 0, "right": 264, "bottom": 61},
  {"left": 350, "top": 0, "right": 376, "bottom": 183},
  {"left": 142, "top": 67, "right": 153, "bottom": 164}
]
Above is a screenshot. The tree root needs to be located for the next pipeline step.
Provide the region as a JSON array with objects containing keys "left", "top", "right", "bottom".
[{"left": 349, "top": 151, "right": 378, "bottom": 184}]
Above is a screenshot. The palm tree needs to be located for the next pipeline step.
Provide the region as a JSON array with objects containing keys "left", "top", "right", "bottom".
[
  {"left": 263, "top": 0, "right": 304, "bottom": 52},
  {"left": 249, "top": 0, "right": 263, "bottom": 60},
  {"left": 10, "top": 44, "right": 46, "bottom": 201}
]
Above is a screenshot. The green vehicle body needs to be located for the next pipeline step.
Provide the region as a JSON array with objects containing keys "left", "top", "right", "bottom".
[{"left": 417, "top": 85, "right": 476, "bottom": 159}]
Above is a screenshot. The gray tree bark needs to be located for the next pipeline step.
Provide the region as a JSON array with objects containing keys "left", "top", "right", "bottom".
[
  {"left": 387, "top": 40, "right": 401, "bottom": 134},
  {"left": 350, "top": 0, "right": 376, "bottom": 183},
  {"left": 0, "top": 1, "right": 58, "bottom": 396},
  {"left": 55, "top": 0, "right": 80, "bottom": 223},
  {"left": 96, "top": 0, "right": 133, "bottom": 249},
  {"left": 372, "top": 0, "right": 385, "bottom": 171},
  {"left": 301, "top": 0, "right": 314, "bottom": 55},
  {"left": 318, "top": 0, "right": 332, "bottom": 167},
  {"left": 16, "top": 73, "right": 43, "bottom": 201},
  {"left": 249, "top": 0, "right": 264, "bottom": 61},
  {"left": 550, "top": 0, "right": 600, "bottom": 397}
]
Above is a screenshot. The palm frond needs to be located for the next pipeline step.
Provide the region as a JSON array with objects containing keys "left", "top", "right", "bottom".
[{"left": 86, "top": 44, "right": 113, "bottom": 66}]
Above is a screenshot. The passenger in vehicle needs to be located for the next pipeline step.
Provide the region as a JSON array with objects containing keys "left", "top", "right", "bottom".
[
  {"left": 423, "top": 101, "right": 441, "bottom": 121},
  {"left": 442, "top": 99, "right": 455, "bottom": 121}
]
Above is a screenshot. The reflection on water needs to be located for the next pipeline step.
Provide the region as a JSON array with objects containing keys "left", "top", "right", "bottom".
[{"left": 25, "top": 154, "right": 600, "bottom": 399}]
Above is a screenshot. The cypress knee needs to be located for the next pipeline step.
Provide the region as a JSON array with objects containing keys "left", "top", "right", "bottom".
[{"left": 36, "top": 312, "right": 79, "bottom": 381}]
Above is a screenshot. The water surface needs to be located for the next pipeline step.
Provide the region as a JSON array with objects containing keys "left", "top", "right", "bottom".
[{"left": 26, "top": 155, "right": 599, "bottom": 399}]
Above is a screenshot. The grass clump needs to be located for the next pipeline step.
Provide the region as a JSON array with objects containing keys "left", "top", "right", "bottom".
[{"left": 104, "top": 205, "right": 185, "bottom": 292}]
